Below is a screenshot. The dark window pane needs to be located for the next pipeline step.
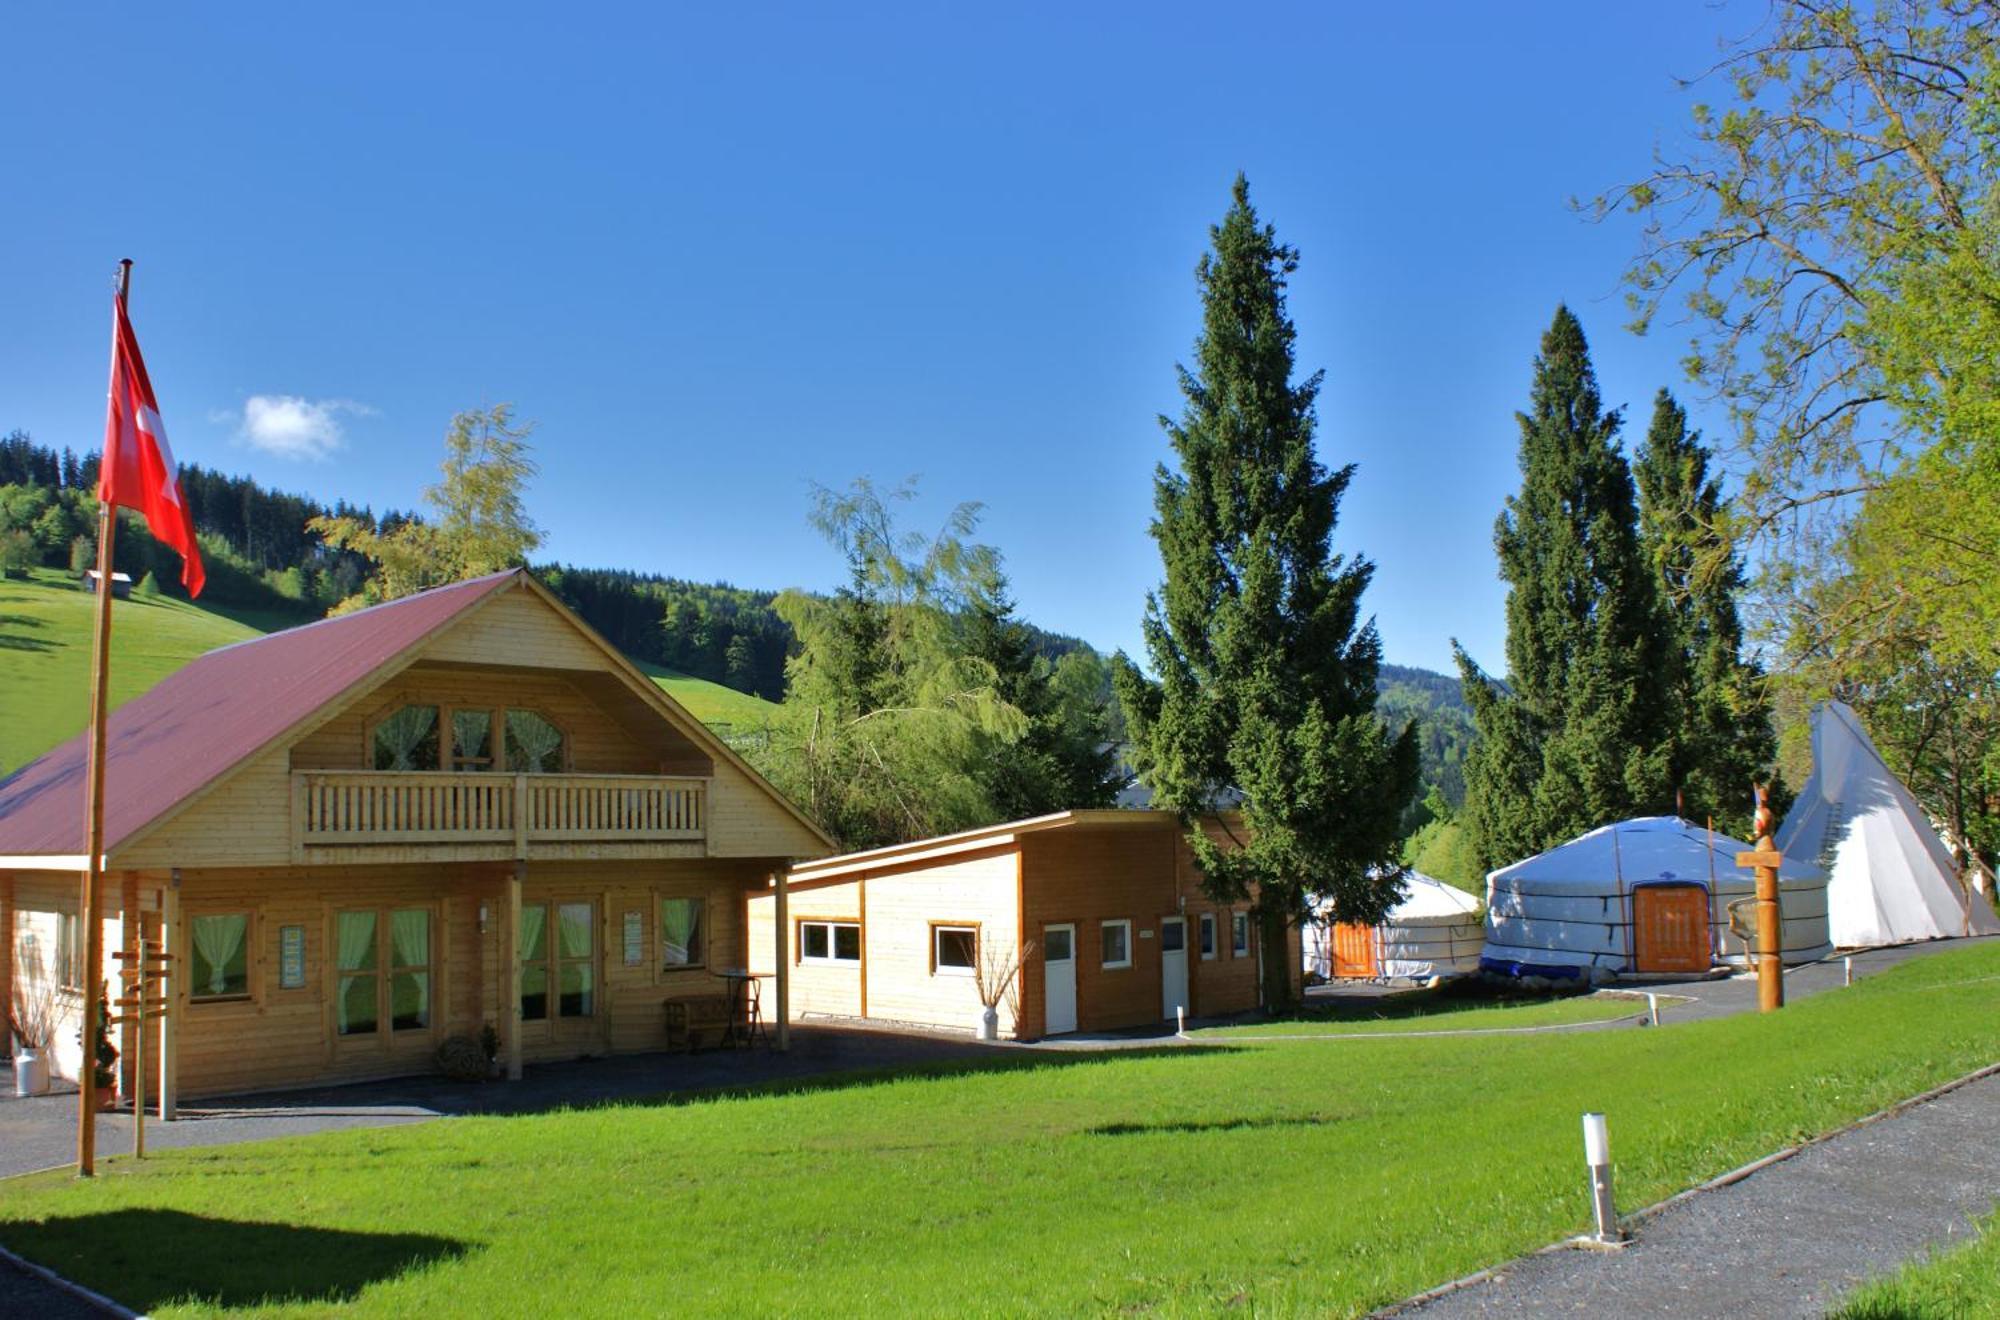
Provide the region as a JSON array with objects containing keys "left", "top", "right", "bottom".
[
  {"left": 559, "top": 963, "right": 594, "bottom": 1017},
  {"left": 391, "top": 972, "right": 430, "bottom": 1030},
  {"left": 337, "top": 975, "right": 377, "bottom": 1035},
  {"left": 935, "top": 927, "right": 976, "bottom": 970},
  {"left": 802, "top": 924, "right": 829, "bottom": 960},
  {"left": 661, "top": 898, "right": 703, "bottom": 968},
  {"left": 832, "top": 925, "right": 861, "bottom": 962},
  {"left": 520, "top": 965, "right": 549, "bottom": 1022}
]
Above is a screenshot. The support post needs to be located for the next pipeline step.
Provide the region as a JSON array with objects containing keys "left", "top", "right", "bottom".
[
  {"left": 505, "top": 862, "right": 523, "bottom": 1081},
  {"left": 158, "top": 874, "right": 178, "bottom": 1120},
  {"left": 118, "top": 872, "right": 138, "bottom": 1099},
  {"left": 774, "top": 868, "right": 790, "bottom": 1052},
  {"left": 0, "top": 875, "right": 13, "bottom": 1045},
  {"left": 1752, "top": 787, "right": 1783, "bottom": 1012}
]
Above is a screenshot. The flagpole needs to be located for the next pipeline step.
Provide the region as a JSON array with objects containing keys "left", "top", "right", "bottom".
[{"left": 76, "top": 258, "right": 132, "bottom": 1177}]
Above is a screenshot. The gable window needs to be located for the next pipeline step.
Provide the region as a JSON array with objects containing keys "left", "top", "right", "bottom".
[
  {"left": 521, "top": 901, "right": 596, "bottom": 1021},
  {"left": 800, "top": 920, "right": 860, "bottom": 965},
  {"left": 335, "top": 908, "right": 432, "bottom": 1036},
  {"left": 372, "top": 705, "right": 440, "bottom": 771},
  {"left": 505, "top": 710, "right": 566, "bottom": 773},
  {"left": 451, "top": 709, "right": 497, "bottom": 771},
  {"left": 1199, "top": 912, "right": 1217, "bottom": 961},
  {"left": 1100, "top": 919, "right": 1132, "bottom": 970},
  {"left": 932, "top": 925, "right": 977, "bottom": 976},
  {"left": 189, "top": 913, "right": 251, "bottom": 1001},
  {"left": 1232, "top": 912, "right": 1250, "bottom": 958},
  {"left": 660, "top": 897, "right": 706, "bottom": 970}
]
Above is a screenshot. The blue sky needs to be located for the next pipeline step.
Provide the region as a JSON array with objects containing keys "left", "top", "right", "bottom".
[{"left": 1, "top": 3, "right": 1750, "bottom": 674}]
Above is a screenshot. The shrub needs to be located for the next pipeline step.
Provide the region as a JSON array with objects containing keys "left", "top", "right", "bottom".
[
  {"left": 0, "top": 528, "right": 34, "bottom": 577},
  {"left": 134, "top": 569, "right": 161, "bottom": 598},
  {"left": 435, "top": 1034, "right": 490, "bottom": 1082}
]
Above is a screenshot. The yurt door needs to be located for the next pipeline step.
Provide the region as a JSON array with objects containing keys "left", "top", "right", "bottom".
[
  {"left": 1159, "top": 917, "right": 1189, "bottom": 1021},
  {"left": 1332, "top": 923, "right": 1378, "bottom": 978},
  {"left": 1043, "top": 924, "right": 1077, "bottom": 1035},
  {"left": 1633, "top": 884, "right": 1711, "bottom": 973}
]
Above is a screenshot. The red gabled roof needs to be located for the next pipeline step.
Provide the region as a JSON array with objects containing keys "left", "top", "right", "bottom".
[{"left": 0, "top": 570, "right": 520, "bottom": 859}]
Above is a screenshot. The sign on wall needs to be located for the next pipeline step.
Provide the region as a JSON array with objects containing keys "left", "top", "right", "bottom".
[
  {"left": 278, "top": 924, "right": 307, "bottom": 989},
  {"left": 623, "top": 910, "right": 644, "bottom": 966}
]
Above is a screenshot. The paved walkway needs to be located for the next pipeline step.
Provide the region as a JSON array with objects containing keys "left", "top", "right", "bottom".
[{"left": 1404, "top": 1068, "right": 2000, "bottom": 1318}]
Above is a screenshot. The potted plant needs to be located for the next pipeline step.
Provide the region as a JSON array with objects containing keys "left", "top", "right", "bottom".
[
  {"left": 7, "top": 962, "right": 58, "bottom": 1097},
  {"left": 479, "top": 1022, "right": 502, "bottom": 1079},
  {"left": 970, "top": 937, "right": 1034, "bottom": 1042},
  {"left": 84, "top": 982, "right": 119, "bottom": 1110}
]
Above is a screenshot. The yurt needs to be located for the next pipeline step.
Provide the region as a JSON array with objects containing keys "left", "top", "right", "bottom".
[
  {"left": 1482, "top": 817, "right": 1832, "bottom": 982},
  {"left": 1304, "top": 871, "right": 1485, "bottom": 982},
  {"left": 1777, "top": 701, "right": 2000, "bottom": 947}
]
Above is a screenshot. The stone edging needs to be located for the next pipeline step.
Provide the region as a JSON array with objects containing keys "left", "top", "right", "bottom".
[{"left": 1370, "top": 1057, "right": 2000, "bottom": 1317}]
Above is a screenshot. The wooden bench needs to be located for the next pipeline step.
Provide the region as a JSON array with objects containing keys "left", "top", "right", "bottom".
[{"left": 663, "top": 995, "right": 733, "bottom": 1052}]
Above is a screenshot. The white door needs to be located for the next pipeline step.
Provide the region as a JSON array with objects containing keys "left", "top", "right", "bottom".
[
  {"left": 1043, "top": 924, "right": 1077, "bottom": 1035},
  {"left": 1160, "top": 916, "right": 1189, "bottom": 1021}
]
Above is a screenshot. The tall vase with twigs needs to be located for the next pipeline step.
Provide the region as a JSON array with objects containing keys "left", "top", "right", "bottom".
[
  {"left": 970, "top": 936, "right": 1035, "bottom": 1042},
  {"left": 8, "top": 960, "right": 59, "bottom": 1097}
]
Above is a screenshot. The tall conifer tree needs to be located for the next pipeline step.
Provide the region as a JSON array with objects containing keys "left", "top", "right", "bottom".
[
  {"left": 1632, "top": 389, "right": 1776, "bottom": 836},
  {"left": 1455, "top": 308, "right": 1676, "bottom": 871},
  {"left": 1116, "top": 176, "right": 1419, "bottom": 1010}
]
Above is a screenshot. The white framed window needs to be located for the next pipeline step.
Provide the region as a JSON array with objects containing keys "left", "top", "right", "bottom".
[
  {"left": 1231, "top": 912, "right": 1250, "bottom": 958},
  {"left": 799, "top": 920, "right": 861, "bottom": 965},
  {"left": 932, "top": 924, "right": 977, "bottom": 976},
  {"left": 1199, "top": 912, "right": 1217, "bottom": 961},
  {"left": 1100, "top": 919, "right": 1132, "bottom": 970}
]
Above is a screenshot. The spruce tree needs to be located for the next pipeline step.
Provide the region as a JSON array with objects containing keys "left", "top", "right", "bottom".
[
  {"left": 1116, "top": 176, "right": 1419, "bottom": 1010},
  {"left": 1455, "top": 307, "right": 1676, "bottom": 872},
  {"left": 1632, "top": 389, "right": 1775, "bottom": 836}
]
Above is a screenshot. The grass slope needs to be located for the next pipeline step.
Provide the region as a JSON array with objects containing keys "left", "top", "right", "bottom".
[
  {"left": 2, "top": 944, "right": 1996, "bottom": 1317},
  {"left": 0, "top": 571, "right": 262, "bottom": 776},
  {"left": 1834, "top": 1207, "right": 2000, "bottom": 1318},
  {"left": 634, "top": 660, "right": 780, "bottom": 730}
]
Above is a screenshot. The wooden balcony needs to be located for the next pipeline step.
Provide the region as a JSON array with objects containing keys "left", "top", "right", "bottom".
[{"left": 292, "top": 771, "right": 706, "bottom": 861}]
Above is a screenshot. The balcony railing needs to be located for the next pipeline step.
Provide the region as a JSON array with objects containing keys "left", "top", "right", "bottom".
[{"left": 294, "top": 771, "right": 705, "bottom": 852}]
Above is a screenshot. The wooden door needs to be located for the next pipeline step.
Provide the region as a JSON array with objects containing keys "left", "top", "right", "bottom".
[
  {"left": 1331, "top": 922, "right": 1378, "bottom": 978},
  {"left": 1633, "top": 884, "right": 1711, "bottom": 973}
]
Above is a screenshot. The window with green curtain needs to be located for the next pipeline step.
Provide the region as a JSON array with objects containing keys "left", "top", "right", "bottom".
[
  {"left": 557, "top": 902, "right": 593, "bottom": 1017},
  {"left": 520, "top": 903, "right": 549, "bottom": 1022},
  {"left": 390, "top": 909, "right": 431, "bottom": 1030},
  {"left": 190, "top": 913, "right": 250, "bottom": 999},
  {"left": 452, "top": 709, "right": 495, "bottom": 770},
  {"left": 505, "top": 710, "right": 565, "bottom": 773},
  {"left": 659, "top": 897, "right": 704, "bottom": 969},
  {"left": 372, "top": 705, "right": 439, "bottom": 771},
  {"left": 335, "top": 911, "right": 378, "bottom": 1035}
]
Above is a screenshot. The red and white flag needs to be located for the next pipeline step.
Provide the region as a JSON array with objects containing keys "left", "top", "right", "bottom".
[{"left": 101, "top": 295, "right": 204, "bottom": 597}]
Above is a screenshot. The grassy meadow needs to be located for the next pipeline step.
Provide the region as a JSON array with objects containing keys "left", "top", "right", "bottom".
[
  {"left": 0, "top": 571, "right": 779, "bottom": 775},
  {"left": 1834, "top": 1207, "right": 2000, "bottom": 1318},
  {"left": 1189, "top": 986, "right": 1643, "bottom": 1037},
  {"left": 1, "top": 942, "right": 1995, "bottom": 1317}
]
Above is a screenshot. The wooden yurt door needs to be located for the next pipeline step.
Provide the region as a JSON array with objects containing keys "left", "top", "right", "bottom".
[
  {"left": 1633, "top": 884, "right": 1710, "bottom": 973},
  {"left": 1331, "top": 922, "right": 1378, "bottom": 978}
]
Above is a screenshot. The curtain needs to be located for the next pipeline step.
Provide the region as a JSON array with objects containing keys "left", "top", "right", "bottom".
[
  {"left": 391, "top": 909, "right": 429, "bottom": 968},
  {"left": 557, "top": 903, "right": 592, "bottom": 959},
  {"left": 191, "top": 914, "right": 247, "bottom": 996},
  {"left": 660, "top": 898, "right": 702, "bottom": 967},
  {"left": 374, "top": 706, "right": 438, "bottom": 771},
  {"left": 519, "top": 903, "right": 547, "bottom": 962},
  {"left": 506, "top": 710, "right": 564, "bottom": 773},
  {"left": 453, "top": 710, "right": 494, "bottom": 768},
  {"left": 335, "top": 912, "right": 377, "bottom": 1035}
]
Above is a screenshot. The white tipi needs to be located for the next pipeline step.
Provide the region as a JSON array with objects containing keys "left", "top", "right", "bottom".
[{"left": 1776, "top": 701, "right": 2000, "bottom": 946}]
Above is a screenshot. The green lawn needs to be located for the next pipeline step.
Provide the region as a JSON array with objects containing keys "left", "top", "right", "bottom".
[
  {"left": 3, "top": 944, "right": 1997, "bottom": 1316},
  {"left": 1190, "top": 986, "right": 1644, "bottom": 1037},
  {"left": 1834, "top": 1208, "right": 2000, "bottom": 1318},
  {"left": 0, "top": 570, "right": 261, "bottom": 775}
]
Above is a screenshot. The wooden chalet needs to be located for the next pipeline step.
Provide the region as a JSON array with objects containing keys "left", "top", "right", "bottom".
[
  {"left": 0, "top": 569, "right": 831, "bottom": 1104},
  {"left": 749, "top": 810, "right": 1300, "bottom": 1039}
]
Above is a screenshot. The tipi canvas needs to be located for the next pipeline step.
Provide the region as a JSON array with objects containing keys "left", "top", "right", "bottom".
[{"left": 1776, "top": 702, "right": 2000, "bottom": 946}]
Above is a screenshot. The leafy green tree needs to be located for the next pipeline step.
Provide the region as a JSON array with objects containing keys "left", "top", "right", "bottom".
[
  {"left": 1632, "top": 390, "right": 1777, "bottom": 835},
  {"left": 1456, "top": 308, "right": 1676, "bottom": 872},
  {"left": 133, "top": 569, "right": 161, "bottom": 599},
  {"left": 724, "top": 634, "right": 759, "bottom": 693},
  {"left": 309, "top": 405, "right": 542, "bottom": 612},
  {"left": 1115, "top": 176, "right": 1419, "bottom": 1011},
  {"left": 0, "top": 528, "right": 35, "bottom": 576}
]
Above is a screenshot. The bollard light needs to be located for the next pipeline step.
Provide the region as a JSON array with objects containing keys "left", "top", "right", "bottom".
[
  {"left": 1844, "top": 956, "right": 1854, "bottom": 987},
  {"left": 1645, "top": 992, "right": 1660, "bottom": 1027},
  {"left": 1176, "top": 1006, "right": 1186, "bottom": 1037},
  {"left": 1581, "top": 1112, "right": 1623, "bottom": 1243}
]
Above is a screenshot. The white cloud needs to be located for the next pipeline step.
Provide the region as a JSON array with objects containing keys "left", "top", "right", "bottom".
[{"left": 225, "top": 395, "right": 375, "bottom": 461}]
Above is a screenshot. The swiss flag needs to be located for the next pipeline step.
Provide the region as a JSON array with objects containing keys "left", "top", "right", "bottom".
[{"left": 101, "top": 295, "right": 204, "bottom": 597}]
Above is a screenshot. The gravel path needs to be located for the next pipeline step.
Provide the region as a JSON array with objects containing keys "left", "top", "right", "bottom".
[{"left": 1402, "top": 1069, "right": 2000, "bottom": 1319}]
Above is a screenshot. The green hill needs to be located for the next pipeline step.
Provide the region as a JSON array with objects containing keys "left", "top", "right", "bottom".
[
  {"left": 0, "top": 570, "right": 782, "bottom": 777},
  {"left": 0, "top": 570, "right": 265, "bottom": 775}
]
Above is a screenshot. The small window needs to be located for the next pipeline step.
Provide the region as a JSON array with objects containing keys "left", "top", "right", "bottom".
[
  {"left": 1100, "top": 919, "right": 1132, "bottom": 970},
  {"left": 372, "top": 705, "right": 440, "bottom": 771},
  {"left": 660, "top": 897, "right": 706, "bottom": 970},
  {"left": 55, "top": 911, "right": 80, "bottom": 990},
  {"left": 189, "top": 913, "right": 251, "bottom": 1000},
  {"left": 1199, "top": 912, "right": 1217, "bottom": 961},
  {"left": 800, "top": 920, "right": 860, "bottom": 965},
  {"left": 933, "top": 925, "right": 977, "bottom": 975},
  {"left": 1232, "top": 912, "right": 1250, "bottom": 958},
  {"left": 452, "top": 709, "right": 496, "bottom": 771},
  {"left": 1044, "top": 927, "right": 1073, "bottom": 962},
  {"left": 505, "top": 710, "right": 566, "bottom": 773}
]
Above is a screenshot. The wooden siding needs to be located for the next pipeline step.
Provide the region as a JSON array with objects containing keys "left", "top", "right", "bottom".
[
  {"left": 707, "top": 758, "right": 825, "bottom": 860},
  {"left": 748, "top": 877, "right": 865, "bottom": 1020},
  {"left": 422, "top": 587, "right": 612, "bottom": 671}
]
